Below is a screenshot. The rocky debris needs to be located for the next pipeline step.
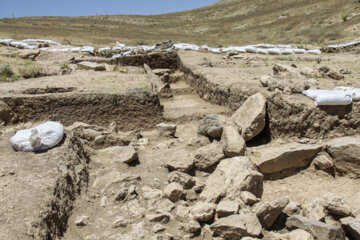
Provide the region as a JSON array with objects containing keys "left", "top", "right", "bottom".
[
  {"left": 167, "top": 171, "right": 195, "bottom": 189},
  {"left": 301, "top": 66, "right": 318, "bottom": 78},
  {"left": 200, "top": 157, "right": 263, "bottom": 203},
  {"left": 230, "top": 93, "right": 267, "bottom": 141},
  {"left": 326, "top": 137, "right": 360, "bottom": 177},
  {"left": 97, "top": 145, "right": 139, "bottom": 165},
  {"left": 146, "top": 212, "right": 171, "bottom": 223},
  {"left": 303, "top": 197, "right": 326, "bottom": 221},
  {"left": 324, "top": 193, "right": 353, "bottom": 218},
  {"left": 192, "top": 141, "right": 225, "bottom": 172},
  {"left": 221, "top": 125, "right": 246, "bottom": 157},
  {"left": 153, "top": 223, "right": 166, "bottom": 233},
  {"left": 241, "top": 191, "right": 260, "bottom": 206},
  {"left": 318, "top": 66, "right": 345, "bottom": 80},
  {"left": 163, "top": 182, "right": 184, "bottom": 202},
  {"left": 269, "top": 229, "right": 314, "bottom": 240},
  {"left": 18, "top": 50, "right": 40, "bottom": 59},
  {"left": 216, "top": 200, "right": 240, "bottom": 217},
  {"left": 286, "top": 215, "right": 345, "bottom": 240},
  {"left": 189, "top": 202, "right": 216, "bottom": 223},
  {"left": 144, "top": 64, "right": 173, "bottom": 98},
  {"left": 0, "top": 101, "right": 16, "bottom": 124},
  {"left": 255, "top": 197, "right": 289, "bottom": 229},
  {"left": 92, "top": 170, "right": 140, "bottom": 191},
  {"left": 340, "top": 68, "right": 352, "bottom": 74},
  {"left": 156, "top": 123, "right": 177, "bottom": 137},
  {"left": 197, "top": 114, "right": 224, "bottom": 139},
  {"left": 180, "top": 219, "right": 201, "bottom": 235},
  {"left": 313, "top": 154, "right": 334, "bottom": 170},
  {"left": 77, "top": 61, "right": 106, "bottom": 71},
  {"left": 154, "top": 40, "right": 174, "bottom": 52},
  {"left": 283, "top": 200, "right": 302, "bottom": 216},
  {"left": 340, "top": 217, "right": 360, "bottom": 240},
  {"left": 153, "top": 68, "right": 172, "bottom": 76},
  {"left": 112, "top": 216, "right": 131, "bottom": 228},
  {"left": 75, "top": 215, "right": 89, "bottom": 227},
  {"left": 210, "top": 213, "right": 262, "bottom": 239},
  {"left": 250, "top": 142, "right": 322, "bottom": 174},
  {"left": 157, "top": 199, "right": 175, "bottom": 212},
  {"left": 166, "top": 153, "right": 194, "bottom": 173},
  {"left": 142, "top": 186, "right": 163, "bottom": 200},
  {"left": 273, "top": 63, "right": 297, "bottom": 74},
  {"left": 187, "top": 136, "right": 211, "bottom": 147}
]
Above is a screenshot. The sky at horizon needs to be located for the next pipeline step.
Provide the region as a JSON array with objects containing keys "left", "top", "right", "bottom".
[{"left": 0, "top": 0, "right": 219, "bottom": 19}]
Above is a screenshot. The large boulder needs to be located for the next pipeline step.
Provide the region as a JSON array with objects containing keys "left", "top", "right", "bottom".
[
  {"left": 163, "top": 182, "right": 183, "bottom": 202},
  {"left": 326, "top": 137, "right": 360, "bottom": 177},
  {"left": 165, "top": 150, "right": 194, "bottom": 173},
  {"left": 250, "top": 142, "right": 322, "bottom": 174},
  {"left": 286, "top": 215, "right": 345, "bottom": 240},
  {"left": 221, "top": 125, "right": 246, "bottom": 157},
  {"left": 95, "top": 145, "right": 139, "bottom": 165},
  {"left": 210, "top": 213, "right": 262, "bottom": 239},
  {"left": 200, "top": 157, "right": 263, "bottom": 203},
  {"left": 192, "top": 141, "right": 225, "bottom": 172},
  {"left": 197, "top": 114, "right": 223, "bottom": 139},
  {"left": 230, "top": 93, "right": 267, "bottom": 141},
  {"left": 255, "top": 197, "right": 289, "bottom": 229}
]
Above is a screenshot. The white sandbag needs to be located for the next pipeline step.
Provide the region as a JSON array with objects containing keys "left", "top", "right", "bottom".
[
  {"left": 81, "top": 46, "right": 95, "bottom": 55},
  {"left": 245, "top": 46, "right": 257, "bottom": 53},
  {"left": 23, "top": 39, "right": 62, "bottom": 46},
  {"left": 293, "top": 48, "right": 306, "bottom": 54},
  {"left": 0, "top": 39, "right": 14, "bottom": 46},
  {"left": 200, "top": 45, "right": 210, "bottom": 51},
  {"left": 256, "top": 48, "right": 268, "bottom": 55},
  {"left": 307, "top": 49, "right": 321, "bottom": 55},
  {"left": 174, "top": 43, "right": 199, "bottom": 51},
  {"left": 281, "top": 49, "right": 294, "bottom": 55},
  {"left": 111, "top": 54, "right": 122, "bottom": 59},
  {"left": 140, "top": 45, "right": 155, "bottom": 52},
  {"left": 254, "top": 44, "right": 276, "bottom": 48},
  {"left": 267, "top": 48, "right": 281, "bottom": 55},
  {"left": 276, "top": 44, "right": 292, "bottom": 48},
  {"left": 302, "top": 89, "right": 352, "bottom": 106},
  {"left": 10, "top": 121, "right": 64, "bottom": 152},
  {"left": 115, "top": 41, "right": 125, "bottom": 48},
  {"left": 112, "top": 46, "right": 124, "bottom": 51},
  {"left": 123, "top": 49, "right": 136, "bottom": 56},
  {"left": 334, "top": 86, "right": 360, "bottom": 101},
  {"left": 99, "top": 47, "right": 111, "bottom": 52},
  {"left": 209, "top": 48, "right": 221, "bottom": 54},
  {"left": 70, "top": 47, "right": 81, "bottom": 52},
  {"left": 10, "top": 41, "right": 29, "bottom": 49}
]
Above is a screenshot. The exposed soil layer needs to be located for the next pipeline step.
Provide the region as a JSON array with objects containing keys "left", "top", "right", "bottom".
[
  {"left": 2, "top": 93, "right": 164, "bottom": 131},
  {"left": 0, "top": 131, "right": 89, "bottom": 240},
  {"left": 22, "top": 87, "right": 76, "bottom": 95}
]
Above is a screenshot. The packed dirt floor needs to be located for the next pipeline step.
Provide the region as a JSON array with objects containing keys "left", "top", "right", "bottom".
[{"left": 1, "top": 42, "right": 360, "bottom": 240}]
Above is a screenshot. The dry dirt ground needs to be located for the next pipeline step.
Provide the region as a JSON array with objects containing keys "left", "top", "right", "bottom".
[{"left": 1, "top": 43, "right": 360, "bottom": 240}]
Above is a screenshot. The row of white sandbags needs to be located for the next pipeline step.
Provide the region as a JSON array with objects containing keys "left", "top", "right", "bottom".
[
  {"left": 303, "top": 87, "right": 360, "bottom": 106},
  {"left": 327, "top": 41, "right": 360, "bottom": 49},
  {"left": 23, "top": 39, "right": 62, "bottom": 46},
  {"left": 0, "top": 39, "right": 38, "bottom": 49},
  {"left": 41, "top": 46, "right": 95, "bottom": 55}
]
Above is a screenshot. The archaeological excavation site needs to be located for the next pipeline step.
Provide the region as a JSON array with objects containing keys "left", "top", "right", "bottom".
[{"left": 1, "top": 2, "right": 360, "bottom": 238}]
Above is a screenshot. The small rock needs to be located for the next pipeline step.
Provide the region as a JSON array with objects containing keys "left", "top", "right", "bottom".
[
  {"left": 211, "top": 213, "right": 262, "bottom": 239},
  {"left": 180, "top": 219, "right": 201, "bottom": 235},
  {"left": 230, "top": 92, "right": 267, "bottom": 141},
  {"left": 216, "top": 200, "right": 239, "bottom": 217},
  {"left": 163, "top": 182, "right": 183, "bottom": 202},
  {"left": 340, "top": 217, "right": 360, "bottom": 240},
  {"left": 190, "top": 202, "right": 216, "bottom": 223},
  {"left": 327, "top": 70, "right": 345, "bottom": 80},
  {"left": 146, "top": 212, "right": 171, "bottom": 223},
  {"left": 313, "top": 155, "right": 334, "bottom": 170},
  {"left": 100, "top": 196, "right": 108, "bottom": 207},
  {"left": 241, "top": 191, "right": 259, "bottom": 206},
  {"left": 143, "top": 186, "right": 162, "bottom": 200},
  {"left": 186, "top": 189, "right": 198, "bottom": 202},
  {"left": 166, "top": 153, "right": 194, "bottom": 173},
  {"left": 176, "top": 205, "right": 191, "bottom": 219},
  {"left": 77, "top": 61, "right": 106, "bottom": 71},
  {"left": 197, "top": 114, "right": 224, "bottom": 139},
  {"left": 153, "top": 223, "right": 166, "bottom": 233},
  {"left": 255, "top": 197, "right": 289, "bottom": 229},
  {"left": 339, "top": 69, "right": 352, "bottom": 75},
  {"left": 168, "top": 171, "right": 195, "bottom": 189},
  {"left": 192, "top": 141, "right": 225, "bottom": 172},
  {"left": 75, "top": 215, "right": 89, "bottom": 226},
  {"left": 187, "top": 136, "right": 211, "bottom": 147},
  {"left": 112, "top": 216, "right": 130, "bottom": 228},
  {"left": 156, "top": 123, "right": 177, "bottom": 137},
  {"left": 283, "top": 200, "right": 302, "bottom": 216},
  {"left": 286, "top": 215, "right": 345, "bottom": 240},
  {"left": 221, "top": 125, "right": 246, "bottom": 157},
  {"left": 8, "top": 170, "right": 15, "bottom": 175},
  {"left": 0, "top": 172, "right": 4, "bottom": 177},
  {"left": 303, "top": 197, "right": 326, "bottom": 221},
  {"left": 97, "top": 145, "right": 139, "bottom": 165},
  {"left": 324, "top": 193, "right": 353, "bottom": 218},
  {"left": 157, "top": 199, "right": 175, "bottom": 212}
]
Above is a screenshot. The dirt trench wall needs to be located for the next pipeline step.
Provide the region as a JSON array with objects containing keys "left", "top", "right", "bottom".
[
  {"left": 32, "top": 133, "right": 89, "bottom": 239},
  {"left": 179, "top": 62, "right": 360, "bottom": 139},
  {"left": 2, "top": 93, "right": 163, "bottom": 131},
  {"left": 111, "top": 52, "right": 180, "bottom": 69}
]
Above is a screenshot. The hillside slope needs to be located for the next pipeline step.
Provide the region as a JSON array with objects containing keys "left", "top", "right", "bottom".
[{"left": 0, "top": 0, "right": 359, "bottom": 47}]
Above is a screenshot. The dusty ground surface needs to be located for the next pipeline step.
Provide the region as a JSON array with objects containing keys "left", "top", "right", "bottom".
[{"left": 1, "top": 43, "right": 360, "bottom": 240}]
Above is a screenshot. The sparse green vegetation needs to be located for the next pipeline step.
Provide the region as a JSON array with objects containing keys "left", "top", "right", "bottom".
[
  {"left": 60, "top": 63, "right": 71, "bottom": 71},
  {"left": 18, "top": 65, "right": 44, "bottom": 78},
  {"left": 0, "top": 64, "right": 18, "bottom": 82},
  {"left": 342, "top": 14, "right": 349, "bottom": 22}
]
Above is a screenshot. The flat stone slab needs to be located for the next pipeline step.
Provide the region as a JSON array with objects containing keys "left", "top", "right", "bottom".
[{"left": 77, "top": 61, "right": 106, "bottom": 71}]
